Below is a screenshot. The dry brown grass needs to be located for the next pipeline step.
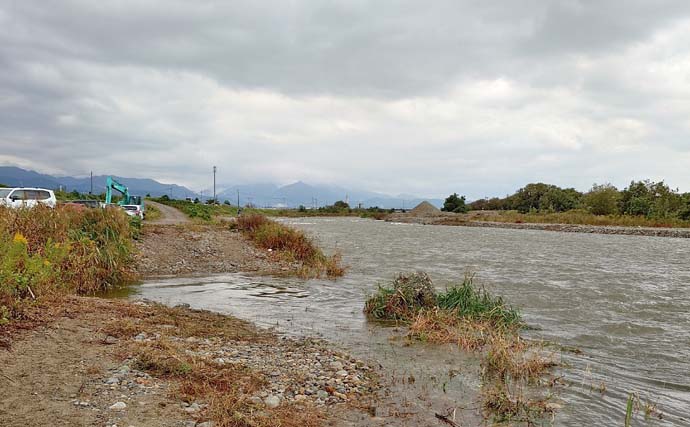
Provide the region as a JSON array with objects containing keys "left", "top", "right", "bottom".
[
  {"left": 237, "top": 214, "right": 345, "bottom": 278},
  {"left": 102, "top": 303, "right": 267, "bottom": 342},
  {"left": 408, "top": 309, "right": 491, "bottom": 351},
  {"left": 103, "top": 300, "right": 326, "bottom": 427},
  {"left": 481, "top": 380, "right": 556, "bottom": 423},
  {"left": 483, "top": 334, "right": 558, "bottom": 383}
]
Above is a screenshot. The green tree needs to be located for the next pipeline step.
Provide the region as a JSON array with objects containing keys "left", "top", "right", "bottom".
[
  {"left": 333, "top": 200, "right": 350, "bottom": 210},
  {"left": 582, "top": 183, "right": 620, "bottom": 215},
  {"left": 539, "top": 187, "right": 582, "bottom": 212},
  {"left": 619, "top": 180, "right": 683, "bottom": 218},
  {"left": 442, "top": 193, "right": 469, "bottom": 213}
]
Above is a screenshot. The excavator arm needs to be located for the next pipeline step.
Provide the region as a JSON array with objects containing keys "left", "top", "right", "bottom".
[{"left": 105, "top": 176, "right": 131, "bottom": 205}]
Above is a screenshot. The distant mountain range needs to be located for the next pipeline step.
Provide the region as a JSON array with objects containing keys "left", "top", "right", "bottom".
[
  {"left": 0, "top": 166, "right": 196, "bottom": 199},
  {"left": 0, "top": 166, "right": 443, "bottom": 209},
  {"left": 214, "top": 181, "right": 443, "bottom": 209}
]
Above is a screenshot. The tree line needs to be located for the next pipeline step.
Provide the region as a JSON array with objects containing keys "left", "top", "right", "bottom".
[{"left": 444, "top": 180, "right": 690, "bottom": 220}]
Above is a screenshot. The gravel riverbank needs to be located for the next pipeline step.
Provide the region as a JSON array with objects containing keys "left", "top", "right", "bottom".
[{"left": 388, "top": 213, "right": 690, "bottom": 238}]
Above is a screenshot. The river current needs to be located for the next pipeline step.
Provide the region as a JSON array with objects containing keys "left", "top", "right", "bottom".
[{"left": 136, "top": 218, "right": 690, "bottom": 426}]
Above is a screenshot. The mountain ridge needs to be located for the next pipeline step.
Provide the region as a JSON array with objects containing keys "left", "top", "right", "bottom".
[{"left": 0, "top": 166, "right": 443, "bottom": 209}]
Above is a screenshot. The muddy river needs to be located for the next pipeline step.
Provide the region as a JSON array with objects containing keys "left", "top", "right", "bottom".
[{"left": 137, "top": 218, "right": 690, "bottom": 426}]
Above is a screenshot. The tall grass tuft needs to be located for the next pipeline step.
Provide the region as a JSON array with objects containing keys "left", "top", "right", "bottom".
[
  {"left": 237, "top": 214, "right": 344, "bottom": 278},
  {"left": 365, "top": 272, "right": 558, "bottom": 424},
  {"left": 365, "top": 272, "right": 520, "bottom": 329},
  {"left": 437, "top": 273, "right": 521, "bottom": 328},
  {"left": 0, "top": 205, "right": 135, "bottom": 323}
]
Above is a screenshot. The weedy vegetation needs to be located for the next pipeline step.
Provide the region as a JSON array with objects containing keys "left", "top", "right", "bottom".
[
  {"left": 153, "top": 197, "right": 237, "bottom": 221},
  {"left": 143, "top": 202, "right": 162, "bottom": 221},
  {"left": 0, "top": 205, "right": 135, "bottom": 325},
  {"left": 237, "top": 214, "right": 344, "bottom": 278},
  {"left": 103, "top": 300, "right": 325, "bottom": 427},
  {"left": 365, "top": 272, "right": 560, "bottom": 424}
]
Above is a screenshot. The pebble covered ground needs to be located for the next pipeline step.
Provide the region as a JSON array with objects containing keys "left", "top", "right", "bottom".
[
  {"left": 184, "top": 335, "right": 376, "bottom": 407},
  {"left": 89, "top": 312, "right": 379, "bottom": 427}
]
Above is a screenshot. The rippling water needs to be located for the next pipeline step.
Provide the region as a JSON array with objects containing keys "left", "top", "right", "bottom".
[{"left": 137, "top": 218, "right": 690, "bottom": 426}]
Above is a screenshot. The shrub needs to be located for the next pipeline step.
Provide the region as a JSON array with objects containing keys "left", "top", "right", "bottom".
[
  {"left": 442, "top": 193, "right": 469, "bottom": 213},
  {"left": 237, "top": 214, "right": 344, "bottom": 278},
  {"left": 364, "top": 272, "right": 437, "bottom": 320},
  {"left": 365, "top": 272, "right": 520, "bottom": 328},
  {"left": 0, "top": 205, "right": 135, "bottom": 323}
]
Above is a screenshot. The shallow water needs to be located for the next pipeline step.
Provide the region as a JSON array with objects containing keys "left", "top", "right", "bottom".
[{"left": 137, "top": 218, "right": 690, "bottom": 426}]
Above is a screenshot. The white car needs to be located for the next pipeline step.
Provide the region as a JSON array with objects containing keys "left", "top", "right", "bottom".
[
  {"left": 0, "top": 187, "right": 57, "bottom": 208},
  {"left": 121, "top": 204, "right": 144, "bottom": 219}
]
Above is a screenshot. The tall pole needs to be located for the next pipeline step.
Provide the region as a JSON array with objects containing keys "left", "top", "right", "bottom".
[
  {"left": 213, "top": 166, "right": 217, "bottom": 204},
  {"left": 90, "top": 171, "right": 93, "bottom": 195}
]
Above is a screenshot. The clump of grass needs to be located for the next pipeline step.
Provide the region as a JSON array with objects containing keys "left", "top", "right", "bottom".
[
  {"left": 0, "top": 205, "right": 135, "bottom": 324},
  {"left": 483, "top": 334, "right": 558, "bottom": 383},
  {"left": 365, "top": 272, "right": 559, "bottom": 424},
  {"left": 237, "top": 214, "right": 344, "bottom": 278},
  {"left": 365, "top": 272, "right": 520, "bottom": 329},
  {"left": 437, "top": 273, "right": 521, "bottom": 328},
  {"left": 364, "top": 272, "right": 437, "bottom": 320}
]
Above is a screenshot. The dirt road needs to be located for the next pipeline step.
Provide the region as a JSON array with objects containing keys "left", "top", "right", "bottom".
[{"left": 144, "top": 200, "right": 189, "bottom": 225}]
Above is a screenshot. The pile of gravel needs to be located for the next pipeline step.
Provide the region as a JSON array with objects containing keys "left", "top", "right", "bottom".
[{"left": 409, "top": 201, "right": 442, "bottom": 217}]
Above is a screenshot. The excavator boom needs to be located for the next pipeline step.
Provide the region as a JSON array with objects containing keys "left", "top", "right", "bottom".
[{"left": 105, "top": 176, "right": 131, "bottom": 205}]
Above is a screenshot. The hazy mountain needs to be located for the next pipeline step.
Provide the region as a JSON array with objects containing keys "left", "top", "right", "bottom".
[
  {"left": 0, "top": 166, "right": 63, "bottom": 189},
  {"left": 217, "top": 180, "right": 443, "bottom": 209},
  {"left": 0, "top": 166, "right": 443, "bottom": 208},
  {"left": 0, "top": 166, "right": 198, "bottom": 198}
]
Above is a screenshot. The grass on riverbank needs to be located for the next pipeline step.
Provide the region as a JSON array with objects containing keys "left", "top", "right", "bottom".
[
  {"left": 0, "top": 205, "right": 136, "bottom": 325},
  {"left": 365, "top": 272, "right": 559, "bottom": 423},
  {"left": 458, "top": 209, "right": 690, "bottom": 228},
  {"left": 237, "top": 214, "right": 344, "bottom": 278}
]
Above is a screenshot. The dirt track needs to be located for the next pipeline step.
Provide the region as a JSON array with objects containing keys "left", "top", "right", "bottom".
[{"left": 144, "top": 200, "right": 189, "bottom": 225}]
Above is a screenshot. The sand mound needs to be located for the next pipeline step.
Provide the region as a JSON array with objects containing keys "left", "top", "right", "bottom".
[{"left": 409, "top": 201, "right": 442, "bottom": 216}]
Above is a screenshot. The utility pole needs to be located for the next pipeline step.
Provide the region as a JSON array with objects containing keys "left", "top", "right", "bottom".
[
  {"left": 90, "top": 171, "right": 93, "bottom": 195},
  {"left": 213, "top": 166, "right": 217, "bottom": 204},
  {"left": 237, "top": 190, "right": 240, "bottom": 208}
]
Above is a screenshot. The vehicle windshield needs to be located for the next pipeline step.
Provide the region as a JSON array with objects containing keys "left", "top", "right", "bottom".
[{"left": 0, "top": 189, "right": 11, "bottom": 198}]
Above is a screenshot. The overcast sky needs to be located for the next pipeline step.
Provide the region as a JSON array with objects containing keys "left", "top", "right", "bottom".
[{"left": 2, "top": 1, "right": 690, "bottom": 198}]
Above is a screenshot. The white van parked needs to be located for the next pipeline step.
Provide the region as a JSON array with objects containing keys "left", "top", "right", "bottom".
[{"left": 0, "top": 188, "right": 57, "bottom": 208}]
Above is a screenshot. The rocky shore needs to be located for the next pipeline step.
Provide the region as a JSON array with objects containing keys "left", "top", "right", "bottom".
[
  {"left": 0, "top": 213, "right": 381, "bottom": 427},
  {"left": 0, "top": 296, "right": 380, "bottom": 427}
]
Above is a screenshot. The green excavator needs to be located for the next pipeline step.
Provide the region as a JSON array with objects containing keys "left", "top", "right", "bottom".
[{"left": 105, "top": 176, "right": 145, "bottom": 218}]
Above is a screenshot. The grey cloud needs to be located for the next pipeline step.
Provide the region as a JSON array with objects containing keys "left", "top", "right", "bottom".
[{"left": 2, "top": 1, "right": 690, "bottom": 197}]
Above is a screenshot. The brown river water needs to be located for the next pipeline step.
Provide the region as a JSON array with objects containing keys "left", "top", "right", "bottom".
[{"left": 136, "top": 217, "right": 690, "bottom": 426}]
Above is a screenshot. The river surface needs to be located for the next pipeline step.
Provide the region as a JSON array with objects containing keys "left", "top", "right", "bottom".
[{"left": 136, "top": 218, "right": 690, "bottom": 426}]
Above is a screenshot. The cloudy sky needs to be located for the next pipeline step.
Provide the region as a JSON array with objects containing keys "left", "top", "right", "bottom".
[{"left": 2, "top": 0, "right": 690, "bottom": 198}]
